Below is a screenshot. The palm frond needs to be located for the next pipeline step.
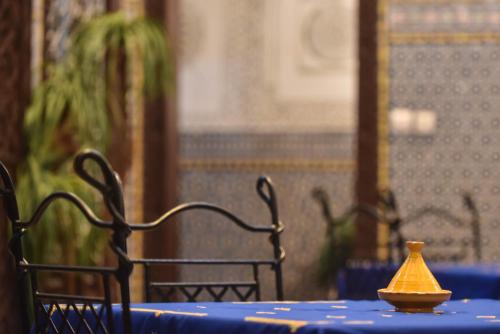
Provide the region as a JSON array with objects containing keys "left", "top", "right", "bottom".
[{"left": 17, "top": 11, "right": 172, "bottom": 266}]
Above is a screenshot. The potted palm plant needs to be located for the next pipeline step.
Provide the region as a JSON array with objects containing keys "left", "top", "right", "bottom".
[{"left": 16, "top": 12, "right": 172, "bottom": 293}]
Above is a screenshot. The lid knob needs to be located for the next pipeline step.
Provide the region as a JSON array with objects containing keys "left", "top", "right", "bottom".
[{"left": 407, "top": 240, "right": 424, "bottom": 253}]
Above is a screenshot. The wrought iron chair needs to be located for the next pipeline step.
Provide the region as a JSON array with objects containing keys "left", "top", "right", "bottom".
[
  {"left": 127, "top": 177, "right": 285, "bottom": 303},
  {"left": 394, "top": 191, "right": 481, "bottom": 263},
  {"left": 312, "top": 187, "right": 380, "bottom": 238},
  {"left": 311, "top": 188, "right": 405, "bottom": 265},
  {"left": 313, "top": 187, "right": 480, "bottom": 264},
  {"left": 313, "top": 187, "right": 481, "bottom": 300},
  {"left": 1, "top": 150, "right": 133, "bottom": 334},
  {"left": 311, "top": 187, "right": 380, "bottom": 279},
  {"left": 377, "top": 189, "right": 405, "bottom": 264}
]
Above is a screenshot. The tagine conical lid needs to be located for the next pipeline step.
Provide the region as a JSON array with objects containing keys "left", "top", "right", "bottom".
[{"left": 378, "top": 241, "right": 451, "bottom": 312}]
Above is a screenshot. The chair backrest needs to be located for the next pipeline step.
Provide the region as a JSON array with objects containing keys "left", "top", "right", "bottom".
[
  {"left": 312, "top": 187, "right": 380, "bottom": 237},
  {"left": 127, "top": 177, "right": 285, "bottom": 303},
  {"left": 400, "top": 192, "right": 481, "bottom": 263},
  {"left": 377, "top": 189, "right": 405, "bottom": 264},
  {"left": 376, "top": 189, "right": 481, "bottom": 263},
  {"left": 2, "top": 149, "right": 286, "bottom": 330},
  {"left": 311, "top": 187, "right": 381, "bottom": 283},
  {"left": 312, "top": 187, "right": 481, "bottom": 265},
  {"left": 1, "top": 150, "right": 133, "bottom": 334}
]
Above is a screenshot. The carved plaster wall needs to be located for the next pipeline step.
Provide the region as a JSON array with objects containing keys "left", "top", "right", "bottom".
[{"left": 178, "top": 0, "right": 357, "bottom": 133}]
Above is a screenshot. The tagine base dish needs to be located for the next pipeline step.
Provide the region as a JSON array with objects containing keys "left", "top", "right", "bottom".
[{"left": 378, "top": 289, "right": 452, "bottom": 313}]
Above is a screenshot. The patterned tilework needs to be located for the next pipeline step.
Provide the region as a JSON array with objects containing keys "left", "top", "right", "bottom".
[
  {"left": 389, "top": 1, "right": 500, "bottom": 33},
  {"left": 178, "top": 0, "right": 356, "bottom": 133},
  {"left": 178, "top": 133, "right": 354, "bottom": 300},
  {"left": 389, "top": 44, "right": 500, "bottom": 262},
  {"left": 44, "top": 0, "right": 105, "bottom": 61},
  {"left": 180, "top": 133, "right": 353, "bottom": 160},
  {"left": 177, "top": 0, "right": 357, "bottom": 300}
]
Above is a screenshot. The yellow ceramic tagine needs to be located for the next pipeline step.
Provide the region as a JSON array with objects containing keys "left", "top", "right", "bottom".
[{"left": 378, "top": 241, "right": 452, "bottom": 313}]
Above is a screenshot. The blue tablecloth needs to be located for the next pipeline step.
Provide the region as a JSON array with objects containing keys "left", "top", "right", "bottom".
[
  {"left": 337, "top": 264, "right": 500, "bottom": 300},
  {"left": 103, "top": 299, "right": 500, "bottom": 334}
]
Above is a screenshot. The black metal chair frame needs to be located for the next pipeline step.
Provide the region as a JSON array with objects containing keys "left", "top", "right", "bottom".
[
  {"left": 129, "top": 177, "right": 285, "bottom": 303},
  {"left": 313, "top": 187, "right": 481, "bottom": 264},
  {"left": 389, "top": 190, "right": 481, "bottom": 263},
  {"left": 1, "top": 151, "right": 134, "bottom": 334},
  {"left": 312, "top": 188, "right": 379, "bottom": 236},
  {"left": 2, "top": 149, "right": 285, "bottom": 332}
]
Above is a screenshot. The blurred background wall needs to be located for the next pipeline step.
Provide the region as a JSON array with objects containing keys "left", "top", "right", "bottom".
[
  {"left": 384, "top": 1, "right": 500, "bottom": 262},
  {"left": 176, "top": 0, "right": 500, "bottom": 298},
  {"left": 176, "top": 0, "right": 357, "bottom": 300}
]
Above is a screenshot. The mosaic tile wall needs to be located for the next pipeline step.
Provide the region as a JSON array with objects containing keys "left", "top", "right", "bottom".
[
  {"left": 177, "top": 0, "right": 357, "bottom": 300},
  {"left": 178, "top": 134, "right": 354, "bottom": 301},
  {"left": 387, "top": 0, "right": 500, "bottom": 262},
  {"left": 389, "top": 1, "right": 500, "bottom": 33},
  {"left": 44, "top": 0, "right": 105, "bottom": 61},
  {"left": 177, "top": 0, "right": 356, "bottom": 132},
  {"left": 178, "top": 1, "right": 500, "bottom": 302}
]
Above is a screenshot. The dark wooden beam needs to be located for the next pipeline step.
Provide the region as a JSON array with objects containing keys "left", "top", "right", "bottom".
[
  {"left": 0, "top": 0, "right": 31, "bottom": 331},
  {"left": 354, "top": 0, "right": 379, "bottom": 259},
  {"left": 106, "top": 0, "right": 120, "bottom": 11},
  {"left": 143, "top": 0, "right": 179, "bottom": 283},
  {"left": 102, "top": 1, "right": 132, "bottom": 182}
]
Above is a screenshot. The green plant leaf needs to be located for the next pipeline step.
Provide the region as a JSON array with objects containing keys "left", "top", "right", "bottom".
[{"left": 17, "top": 11, "right": 172, "bottom": 267}]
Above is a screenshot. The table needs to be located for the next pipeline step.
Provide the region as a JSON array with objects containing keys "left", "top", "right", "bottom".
[
  {"left": 107, "top": 299, "right": 500, "bottom": 334},
  {"left": 337, "top": 264, "right": 500, "bottom": 300}
]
